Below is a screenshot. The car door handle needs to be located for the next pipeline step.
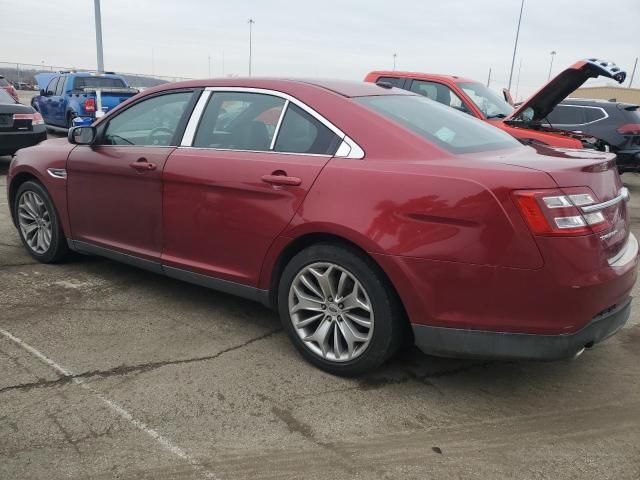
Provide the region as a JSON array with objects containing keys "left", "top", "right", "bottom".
[
  {"left": 130, "top": 159, "right": 157, "bottom": 171},
  {"left": 261, "top": 173, "right": 302, "bottom": 186}
]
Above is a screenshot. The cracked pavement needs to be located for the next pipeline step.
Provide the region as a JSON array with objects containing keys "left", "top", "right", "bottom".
[{"left": 2, "top": 151, "right": 640, "bottom": 479}]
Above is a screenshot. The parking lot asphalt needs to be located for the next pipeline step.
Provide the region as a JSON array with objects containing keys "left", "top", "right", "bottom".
[{"left": 1, "top": 148, "right": 640, "bottom": 480}]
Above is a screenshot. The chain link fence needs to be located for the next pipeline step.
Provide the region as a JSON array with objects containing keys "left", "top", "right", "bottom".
[{"left": 0, "top": 61, "right": 193, "bottom": 90}]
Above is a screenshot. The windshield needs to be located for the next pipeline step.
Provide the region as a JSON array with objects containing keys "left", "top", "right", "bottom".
[
  {"left": 458, "top": 82, "right": 514, "bottom": 119},
  {"left": 72, "top": 76, "right": 126, "bottom": 89},
  {"left": 357, "top": 95, "right": 520, "bottom": 154}
]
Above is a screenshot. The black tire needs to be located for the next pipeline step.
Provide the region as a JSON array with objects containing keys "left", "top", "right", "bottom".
[
  {"left": 13, "top": 180, "right": 69, "bottom": 263},
  {"left": 66, "top": 112, "right": 75, "bottom": 129},
  {"left": 278, "top": 242, "right": 405, "bottom": 376}
]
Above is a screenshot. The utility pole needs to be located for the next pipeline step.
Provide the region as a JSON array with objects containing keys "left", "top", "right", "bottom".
[
  {"left": 93, "top": 0, "right": 105, "bottom": 73},
  {"left": 515, "top": 57, "right": 523, "bottom": 102},
  {"left": 487, "top": 67, "right": 492, "bottom": 87},
  {"left": 393, "top": 53, "right": 397, "bottom": 71},
  {"left": 248, "top": 19, "right": 255, "bottom": 76},
  {"left": 507, "top": 0, "right": 524, "bottom": 91},
  {"left": 547, "top": 51, "right": 556, "bottom": 80},
  {"left": 629, "top": 57, "right": 638, "bottom": 88},
  {"left": 208, "top": 55, "right": 211, "bottom": 77}
]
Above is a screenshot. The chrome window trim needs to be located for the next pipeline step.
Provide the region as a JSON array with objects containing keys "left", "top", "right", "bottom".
[
  {"left": 269, "top": 99, "right": 289, "bottom": 150},
  {"left": 179, "top": 86, "right": 365, "bottom": 159},
  {"left": 175, "top": 145, "right": 332, "bottom": 158},
  {"left": 581, "top": 187, "right": 630, "bottom": 213},
  {"left": 547, "top": 104, "right": 609, "bottom": 127},
  {"left": 181, "top": 90, "right": 211, "bottom": 146}
]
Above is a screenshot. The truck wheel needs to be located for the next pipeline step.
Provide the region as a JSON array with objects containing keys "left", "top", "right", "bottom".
[{"left": 67, "top": 113, "right": 75, "bottom": 129}]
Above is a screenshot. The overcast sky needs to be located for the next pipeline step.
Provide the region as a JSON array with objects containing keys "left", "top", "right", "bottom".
[{"left": 2, "top": 0, "right": 639, "bottom": 99}]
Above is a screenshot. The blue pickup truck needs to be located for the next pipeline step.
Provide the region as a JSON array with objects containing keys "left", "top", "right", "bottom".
[{"left": 32, "top": 71, "right": 139, "bottom": 129}]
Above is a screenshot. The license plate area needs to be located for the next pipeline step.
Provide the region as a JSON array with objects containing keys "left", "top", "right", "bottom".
[{"left": 0, "top": 114, "right": 13, "bottom": 127}]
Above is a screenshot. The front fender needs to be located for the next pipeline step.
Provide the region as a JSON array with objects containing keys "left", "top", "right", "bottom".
[{"left": 8, "top": 139, "right": 75, "bottom": 237}]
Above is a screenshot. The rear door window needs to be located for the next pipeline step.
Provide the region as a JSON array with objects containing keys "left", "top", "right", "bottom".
[
  {"left": 546, "top": 105, "right": 586, "bottom": 125},
  {"left": 193, "top": 92, "right": 286, "bottom": 151}
]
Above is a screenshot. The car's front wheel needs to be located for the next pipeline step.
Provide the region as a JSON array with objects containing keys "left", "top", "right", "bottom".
[
  {"left": 278, "top": 243, "right": 405, "bottom": 376},
  {"left": 14, "top": 180, "right": 68, "bottom": 263}
]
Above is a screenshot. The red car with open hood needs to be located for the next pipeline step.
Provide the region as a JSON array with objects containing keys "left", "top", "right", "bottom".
[
  {"left": 365, "top": 58, "right": 627, "bottom": 151},
  {"left": 7, "top": 78, "right": 637, "bottom": 375}
]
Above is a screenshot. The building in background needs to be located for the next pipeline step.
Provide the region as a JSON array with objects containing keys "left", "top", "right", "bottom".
[{"left": 571, "top": 86, "right": 640, "bottom": 104}]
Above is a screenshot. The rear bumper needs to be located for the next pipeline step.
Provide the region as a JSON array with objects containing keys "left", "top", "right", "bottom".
[
  {"left": 413, "top": 297, "right": 631, "bottom": 360},
  {"left": 0, "top": 129, "right": 47, "bottom": 155}
]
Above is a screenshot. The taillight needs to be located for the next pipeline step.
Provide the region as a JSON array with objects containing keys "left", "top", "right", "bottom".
[
  {"left": 84, "top": 98, "right": 96, "bottom": 113},
  {"left": 513, "top": 188, "right": 610, "bottom": 236},
  {"left": 13, "top": 112, "right": 44, "bottom": 125},
  {"left": 617, "top": 124, "right": 640, "bottom": 135}
]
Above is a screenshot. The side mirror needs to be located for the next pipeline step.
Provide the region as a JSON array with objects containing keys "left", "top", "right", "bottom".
[
  {"left": 39, "top": 89, "right": 46, "bottom": 96},
  {"left": 68, "top": 126, "right": 96, "bottom": 145}
]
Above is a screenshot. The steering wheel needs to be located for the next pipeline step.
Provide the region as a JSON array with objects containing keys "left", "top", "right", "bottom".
[{"left": 146, "top": 127, "right": 174, "bottom": 146}]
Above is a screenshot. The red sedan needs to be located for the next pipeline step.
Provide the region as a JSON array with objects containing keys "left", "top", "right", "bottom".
[{"left": 7, "top": 78, "right": 637, "bottom": 375}]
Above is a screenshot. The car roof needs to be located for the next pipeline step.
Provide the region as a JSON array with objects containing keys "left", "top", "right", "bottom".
[
  {"left": 563, "top": 98, "right": 638, "bottom": 108},
  {"left": 367, "top": 70, "right": 478, "bottom": 84},
  {"left": 145, "top": 77, "right": 416, "bottom": 98}
]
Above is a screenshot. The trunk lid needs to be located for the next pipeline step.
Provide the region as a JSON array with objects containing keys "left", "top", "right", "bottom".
[
  {"left": 0, "top": 103, "right": 38, "bottom": 132},
  {"left": 506, "top": 59, "right": 627, "bottom": 123},
  {"left": 470, "top": 145, "right": 629, "bottom": 259}
]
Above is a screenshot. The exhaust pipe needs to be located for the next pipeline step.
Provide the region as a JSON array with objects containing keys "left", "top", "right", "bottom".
[{"left": 572, "top": 347, "right": 586, "bottom": 359}]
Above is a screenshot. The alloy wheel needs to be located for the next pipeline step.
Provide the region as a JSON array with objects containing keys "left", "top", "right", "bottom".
[
  {"left": 17, "top": 191, "right": 52, "bottom": 254},
  {"left": 288, "top": 262, "right": 374, "bottom": 362}
]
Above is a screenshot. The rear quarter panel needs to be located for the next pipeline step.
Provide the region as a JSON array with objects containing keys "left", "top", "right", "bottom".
[{"left": 263, "top": 155, "right": 556, "bottom": 326}]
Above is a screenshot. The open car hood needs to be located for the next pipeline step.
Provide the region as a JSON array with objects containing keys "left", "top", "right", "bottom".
[
  {"left": 34, "top": 73, "right": 57, "bottom": 91},
  {"left": 506, "top": 58, "right": 626, "bottom": 123}
]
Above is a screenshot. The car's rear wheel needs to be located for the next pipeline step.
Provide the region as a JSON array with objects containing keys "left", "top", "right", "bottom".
[
  {"left": 14, "top": 181, "right": 68, "bottom": 263},
  {"left": 278, "top": 243, "right": 405, "bottom": 376}
]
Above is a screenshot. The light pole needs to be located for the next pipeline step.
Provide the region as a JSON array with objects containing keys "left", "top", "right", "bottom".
[
  {"left": 248, "top": 19, "right": 255, "bottom": 76},
  {"left": 507, "top": 0, "right": 525, "bottom": 91},
  {"left": 393, "top": 53, "right": 397, "bottom": 71},
  {"left": 208, "top": 55, "right": 211, "bottom": 78},
  {"left": 547, "top": 50, "right": 556, "bottom": 80},
  {"left": 93, "top": 0, "right": 105, "bottom": 72},
  {"left": 515, "top": 57, "right": 523, "bottom": 102},
  {"left": 629, "top": 57, "right": 638, "bottom": 88}
]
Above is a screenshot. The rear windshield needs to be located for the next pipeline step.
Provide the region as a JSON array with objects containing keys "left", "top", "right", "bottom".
[
  {"left": 72, "top": 76, "right": 126, "bottom": 89},
  {"left": 357, "top": 95, "right": 520, "bottom": 154}
]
